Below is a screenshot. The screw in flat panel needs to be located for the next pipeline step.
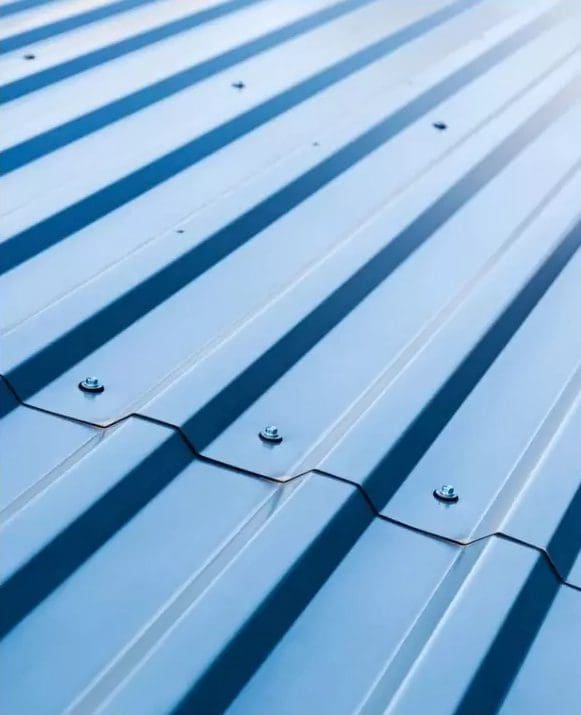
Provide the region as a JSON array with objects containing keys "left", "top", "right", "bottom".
[
  {"left": 433, "top": 121, "right": 448, "bottom": 131},
  {"left": 434, "top": 484, "right": 458, "bottom": 502},
  {"left": 259, "top": 424, "right": 283, "bottom": 443},
  {"left": 79, "top": 376, "right": 105, "bottom": 393},
  {"left": 23, "top": 53, "right": 36, "bottom": 60},
  {"left": 231, "top": 81, "right": 245, "bottom": 89}
]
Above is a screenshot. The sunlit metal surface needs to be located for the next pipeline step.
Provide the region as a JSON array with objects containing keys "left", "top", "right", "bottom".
[{"left": 2, "top": 0, "right": 581, "bottom": 712}]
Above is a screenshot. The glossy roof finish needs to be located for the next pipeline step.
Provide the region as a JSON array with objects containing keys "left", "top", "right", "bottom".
[{"left": 2, "top": 0, "right": 581, "bottom": 712}]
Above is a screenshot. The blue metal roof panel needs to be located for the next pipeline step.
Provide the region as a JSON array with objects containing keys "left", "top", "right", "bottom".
[
  {"left": 4, "top": 400, "right": 580, "bottom": 715},
  {"left": 0, "top": 377, "right": 97, "bottom": 512},
  {"left": 2, "top": 0, "right": 581, "bottom": 712}
]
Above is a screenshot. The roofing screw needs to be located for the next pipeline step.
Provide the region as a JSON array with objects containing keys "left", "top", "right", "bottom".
[
  {"left": 433, "top": 121, "right": 448, "bottom": 131},
  {"left": 23, "top": 53, "right": 36, "bottom": 60},
  {"left": 231, "top": 81, "right": 245, "bottom": 89},
  {"left": 259, "top": 424, "right": 283, "bottom": 443},
  {"left": 79, "top": 376, "right": 105, "bottom": 393},
  {"left": 434, "top": 484, "right": 458, "bottom": 502}
]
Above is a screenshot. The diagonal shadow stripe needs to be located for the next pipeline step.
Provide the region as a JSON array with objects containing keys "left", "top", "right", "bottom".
[
  {"left": 0, "top": 0, "right": 61, "bottom": 18},
  {"left": 170, "top": 488, "right": 372, "bottom": 715},
  {"left": 182, "top": 76, "right": 581, "bottom": 455},
  {"left": 0, "top": 0, "right": 480, "bottom": 174},
  {"left": 1, "top": 8, "right": 571, "bottom": 415},
  {"left": 1, "top": 0, "right": 268, "bottom": 101},
  {"left": 1, "top": 0, "right": 162, "bottom": 54},
  {"left": 0, "top": 430, "right": 190, "bottom": 640},
  {"left": 454, "top": 552, "right": 558, "bottom": 715},
  {"left": 362, "top": 214, "right": 581, "bottom": 512}
]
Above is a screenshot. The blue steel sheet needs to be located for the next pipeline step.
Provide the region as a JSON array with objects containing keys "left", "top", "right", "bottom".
[
  {"left": 0, "top": 416, "right": 284, "bottom": 714},
  {"left": 500, "top": 388, "right": 581, "bottom": 588},
  {"left": 2, "top": 0, "right": 567, "bottom": 419},
  {"left": 3, "top": 0, "right": 581, "bottom": 713},
  {"left": 321, "top": 196, "right": 581, "bottom": 538},
  {"left": 3, "top": 403, "right": 581, "bottom": 715},
  {"left": 0, "top": 377, "right": 97, "bottom": 512}
]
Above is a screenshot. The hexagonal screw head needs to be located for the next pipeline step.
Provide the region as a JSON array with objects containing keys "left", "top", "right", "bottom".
[
  {"left": 259, "top": 424, "right": 283, "bottom": 443},
  {"left": 79, "top": 376, "right": 105, "bottom": 393},
  {"left": 434, "top": 484, "right": 458, "bottom": 502}
]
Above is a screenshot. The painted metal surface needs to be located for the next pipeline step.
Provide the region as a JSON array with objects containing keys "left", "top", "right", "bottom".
[
  {"left": 0, "top": 377, "right": 98, "bottom": 513},
  {"left": 3, "top": 0, "right": 581, "bottom": 712},
  {"left": 2, "top": 406, "right": 581, "bottom": 714}
]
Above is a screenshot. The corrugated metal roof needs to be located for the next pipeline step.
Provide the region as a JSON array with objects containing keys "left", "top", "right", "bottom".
[{"left": 2, "top": 0, "right": 581, "bottom": 712}]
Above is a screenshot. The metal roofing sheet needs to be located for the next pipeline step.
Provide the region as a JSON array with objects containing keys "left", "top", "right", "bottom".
[
  {"left": 101, "top": 536, "right": 579, "bottom": 715},
  {"left": 2, "top": 0, "right": 581, "bottom": 712},
  {"left": 2, "top": 406, "right": 580, "bottom": 714},
  {"left": 0, "top": 377, "right": 98, "bottom": 512}
]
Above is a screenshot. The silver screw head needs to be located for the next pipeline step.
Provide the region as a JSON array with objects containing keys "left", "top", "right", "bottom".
[
  {"left": 79, "top": 376, "right": 104, "bottom": 393},
  {"left": 259, "top": 424, "right": 282, "bottom": 443},
  {"left": 434, "top": 484, "right": 458, "bottom": 502}
]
